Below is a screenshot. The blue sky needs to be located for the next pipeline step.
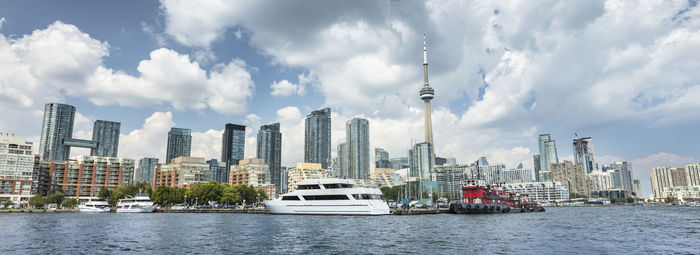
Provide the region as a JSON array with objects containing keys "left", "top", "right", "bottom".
[{"left": 1, "top": 0, "right": 700, "bottom": 197}]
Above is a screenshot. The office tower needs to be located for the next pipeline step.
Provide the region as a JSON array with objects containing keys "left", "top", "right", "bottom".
[
  {"left": 633, "top": 179, "right": 642, "bottom": 198},
  {"left": 551, "top": 160, "right": 587, "bottom": 195},
  {"left": 207, "top": 159, "right": 228, "bottom": 183},
  {"left": 221, "top": 124, "right": 246, "bottom": 170},
  {"left": 0, "top": 134, "right": 34, "bottom": 204},
  {"left": 135, "top": 158, "right": 158, "bottom": 184},
  {"left": 91, "top": 120, "right": 120, "bottom": 157},
  {"left": 533, "top": 154, "right": 541, "bottom": 181},
  {"left": 39, "top": 103, "right": 76, "bottom": 161},
  {"left": 337, "top": 142, "right": 349, "bottom": 178},
  {"left": 375, "top": 148, "right": 391, "bottom": 168},
  {"left": 573, "top": 137, "right": 596, "bottom": 174},
  {"left": 304, "top": 108, "right": 331, "bottom": 169},
  {"left": 607, "top": 161, "right": 633, "bottom": 192},
  {"left": 390, "top": 157, "right": 409, "bottom": 170},
  {"left": 346, "top": 118, "right": 370, "bottom": 179},
  {"left": 410, "top": 142, "right": 434, "bottom": 180},
  {"left": 166, "top": 128, "right": 192, "bottom": 164},
  {"left": 537, "top": 134, "right": 559, "bottom": 173},
  {"left": 650, "top": 166, "right": 673, "bottom": 199},
  {"left": 257, "top": 123, "right": 281, "bottom": 190}
]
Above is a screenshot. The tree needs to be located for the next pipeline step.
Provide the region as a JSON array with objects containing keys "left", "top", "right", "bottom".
[
  {"left": 256, "top": 189, "right": 268, "bottom": 201},
  {"left": 28, "top": 194, "right": 47, "bottom": 208},
  {"left": 188, "top": 181, "right": 223, "bottom": 205},
  {"left": 152, "top": 186, "right": 186, "bottom": 206},
  {"left": 221, "top": 185, "right": 243, "bottom": 205},
  {"left": 97, "top": 186, "right": 111, "bottom": 200},
  {"left": 2, "top": 200, "right": 13, "bottom": 208},
  {"left": 61, "top": 198, "right": 78, "bottom": 208},
  {"left": 47, "top": 192, "right": 65, "bottom": 205}
]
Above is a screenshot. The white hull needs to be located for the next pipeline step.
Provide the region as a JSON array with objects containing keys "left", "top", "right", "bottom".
[
  {"left": 78, "top": 206, "right": 111, "bottom": 213},
  {"left": 265, "top": 199, "right": 390, "bottom": 215},
  {"left": 116, "top": 207, "right": 155, "bottom": 213}
]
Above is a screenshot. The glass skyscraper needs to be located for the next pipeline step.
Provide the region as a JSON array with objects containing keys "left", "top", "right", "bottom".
[
  {"left": 573, "top": 137, "right": 596, "bottom": 174},
  {"left": 39, "top": 103, "right": 76, "bottom": 162},
  {"left": 304, "top": 108, "right": 331, "bottom": 169},
  {"left": 346, "top": 118, "right": 370, "bottom": 179},
  {"left": 221, "top": 124, "right": 246, "bottom": 169},
  {"left": 166, "top": 127, "right": 192, "bottom": 164},
  {"left": 257, "top": 123, "right": 281, "bottom": 190},
  {"left": 410, "top": 142, "right": 434, "bottom": 180},
  {"left": 135, "top": 157, "right": 158, "bottom": 184},
  {"left": 337, "top": 142, "right": 349, "bottom": 178},
  {"left": 91, "top": 120, "right": 120, "bottom": 157},
  {"left": 537, "top": 134, "right": 559, "bottom": 175},
  {"left": 375, "top": 148, "right": 391, "bottom": 168}
]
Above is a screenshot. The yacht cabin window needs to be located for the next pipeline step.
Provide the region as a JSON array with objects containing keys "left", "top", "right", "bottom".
[
  {"left": 282, "top": 196, "right": 301, "bottom": 200},
  {"left": 297, "top": 184, "right": 321, "bottom": 190}
]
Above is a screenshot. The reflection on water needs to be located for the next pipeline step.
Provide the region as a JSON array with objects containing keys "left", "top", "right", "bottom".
[{"left": 1, "top": 206, "right": 699, "bottom": 254}]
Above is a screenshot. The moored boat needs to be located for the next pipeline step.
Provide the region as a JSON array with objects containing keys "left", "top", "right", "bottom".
[
  {"left": 449, "top": 183, "right": 545, "bottom": 214},
  {"left": 78, "top": 199, "right": 111, "bottom": 213},
  {"left": 265, "top": 179, "right": 390, "bottom": 215},
  {"left": 116, "top": 193, "right": 155, "bottom": 213}
]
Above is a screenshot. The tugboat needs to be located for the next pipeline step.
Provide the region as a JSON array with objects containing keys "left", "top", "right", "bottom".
[{"left": 449, "top": 183, "right": 545, "bottom": 214}]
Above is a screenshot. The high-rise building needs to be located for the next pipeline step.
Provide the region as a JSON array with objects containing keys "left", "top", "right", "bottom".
[
  {"left": 551, "top": 160, "right": 587, "bottom": 195},
  {"left": 287, "top": 162, "right": 326, "bottom": 192},
  {"left": 153, "top": 156, "right": 211, "bottom": 188},
  {"left": 588, "top": 170, "right": 612, "bottom": 192},
  {"left": 337, "top": 142, "right": 349, "bottom": 178},
  {"left": 39, "top": 103, "right": 76, "bottom": 162},
  {"left": 410, "top": 142, "right": 434, "bottom": 180},
  {"left": 135, "top": 158, "right": 158, "bottom": 184},
  {"left": 166, "top": 128, "right": 192, "bottom": 164},
  {"left": 280, "top": 166, "right": 289, "bottom": 194},
  {"left": 420, "top": 34, "right": 435, "bottom": 149},
  {"left": 222, "top": 124, "right": 246, "bottom": 170},
  {"left": 37, "top": 156, "right": 134, "bottom": 198},
  {"left": 91, "top": 120, "right": 120, "bottom": 157},
  {"left": 229, "top": 158, "right": 270, "bottom": 186},
  {"left": 390, "top": 157, "right": 409, "bottom": 170},
  {"left": 573, "top": 137, "right": 596, "bottom": 174},
  {"left": 375, "top": 148, "right": 391, "bottom": 168},
  {"left": 533, "top": 154, "right": 541, "bottom": 181},
  {"left": 650, "top": 166, "right": 673, "bottom": 199},
  {"left": 304, "top": 108, "right": 331, "bottom": 169},
  {"left": 537, "top": 134, "right": 558, "bottom": 174},
  {"left": 501, "top": 168, "right": 534, "bottom": 183},
  {"left": 206, "top": 159, "right": 228, "bottom": 183},
  {"left": 686, "top": 163, "right": 700, "bottom": 186},
  {"left": 633, "top": 179, "right": 642, "bottom": 198},
  {"left": 346, "top": 118, "right": 370, "bottom": 179},
  {"left": 670, "top": 167, "right": 688, "bottom": 187},
  {"left": 257, "top": 123, "right": 281, "bottom": 190},
  {"left": 0, "top": 134, "right": 35, "bottom": 204},
  {"left": 502, "top": 182, "right": 570, "bottom": 203}
]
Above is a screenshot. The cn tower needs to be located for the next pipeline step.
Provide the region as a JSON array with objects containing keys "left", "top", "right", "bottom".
[{"left": 420, "top": 34, "right": 435, "bottom": 146}]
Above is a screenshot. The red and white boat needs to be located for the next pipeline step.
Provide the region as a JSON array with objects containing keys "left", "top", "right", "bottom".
[{"left": 449, "top": 183, "right": 545, "bottom": 214}]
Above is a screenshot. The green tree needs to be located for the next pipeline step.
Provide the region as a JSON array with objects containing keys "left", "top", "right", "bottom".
[
  {"left": 188, "top": 181, "right": 223, "bottom": 205},
  {"left": 47, "top": 192, "right": 65, "bottom": 205},
  {"left": 97, "top": 186, "right": 111, "bottom": 199},
  {"left": 61, "top": 198, "right": 78, "bottom": 208},
  {"left": 221, "top": 185, "right": 244, "bottom": 205},
  {"left": 152, "top": 186, "right": 187, "bottom": 206},
  {"left": 256, "top": 189, "right": 268, "bottom": 201},
  {"left": 28, "top": 194, "right": 47, "bottom": 208},
  {"left": 2, "top": 200, "right": 13, "bottom": 208}
]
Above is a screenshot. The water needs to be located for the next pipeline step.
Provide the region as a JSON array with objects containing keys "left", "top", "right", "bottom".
[{"left": 1, "top": 206, "right": 698, "bottom": 254}]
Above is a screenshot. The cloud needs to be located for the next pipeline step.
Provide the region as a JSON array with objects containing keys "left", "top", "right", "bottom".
[
  {"left": 270, "top": 80, "right": 302, "bottom": 97},
  {"left": 119, "top": 112, "right": 175, "bottom": 162},
  {"left": 0, "top": 17, "right": 5, "bottom": 29}
]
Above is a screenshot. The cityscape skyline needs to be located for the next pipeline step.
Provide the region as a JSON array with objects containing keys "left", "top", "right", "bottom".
[{"left": 2, "top": 1, "right": 700, "bottom": 198}]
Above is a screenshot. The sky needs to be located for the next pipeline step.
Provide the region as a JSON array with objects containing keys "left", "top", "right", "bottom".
[{"left": 1, "top": 0, "right": 699, "bottom": 197}]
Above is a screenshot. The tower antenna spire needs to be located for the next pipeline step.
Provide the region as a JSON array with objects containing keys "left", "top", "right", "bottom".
[{"left": 423, "top": 33, "right": 427, "bottom": 65}]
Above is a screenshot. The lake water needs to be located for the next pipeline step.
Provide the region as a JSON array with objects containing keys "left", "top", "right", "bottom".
[{"left": 1, "top": 206, "right": 698, "bottom": 254}]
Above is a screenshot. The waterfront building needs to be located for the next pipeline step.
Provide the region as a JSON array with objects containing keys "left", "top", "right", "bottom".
[
  {"left": 280, "top": 167, "right": 289, "bottom": 194},
  {"left": 222, "top": 124, "right": 246, "bottom": 171},
  {"left": 390, "top": 157, "right": 409, "bottom": 170},
  {"left": 373, "top": 168, "right": 404, "bottom": 188},
  {"left": 432, "top": 165, "right": 471, "bottom": 199},
  {"left": 37, "top": 156, "right": 134, "bottom": 199},
  {"left": 166, "top": 128, "right": 192, "bottom": 164},
  {"left": 573, "top": 137, "right": 596, "bottom": 174},
  {"left": 537, "top": 134, "right": 559, "bottom": 175},
  {"left": 346, "top": 118, "right": 370, "bottom": 179},
  {"left": 590, "top": 189, "right": 629, "bottom": 199},
  {"left": 588, "top": 170, "right": 612, "bottom": 192},
  {"left": 533, "top": 154, "right": 541, "bottom": 182},
  {"left": 551, "top": 160, "right": 587, "bottom": 195},
  {"left": 501, "top": 168, "right": 533, "bottom": 183},
  {"left": 207, "top": 159, "right": 228, "bottom": 183},
  {"left": 229, "top": 158, "right": 270, "bottom": 187},
  {"left": 257, "top": 123, "right": 281, "bottom": 191},
  {"left": 0, "top": 134, "right": 35, "bottom": 204},
  {"left": 410, "top": 142, "right": 434, "bottom": 180},
  {"left": 90, "top": 120, "right": 120, "bottom": 157},
  {"left": 255, "top": 184, "right": 277, "bottom": 200},
  {"left": 479, "top": 164, "right": 504, "bottom": 185},
  {"left": 633, "top": 179, "right": 642, "bottom": 198},
  {"left": 287, "top": 162, "right": 326, "bottom": 192},
  {"left": 353, "top": 178, "right": 380, "bottom": 188},
  {"left": 39, "top": 103, "right": 76, "bottom": 162},
  {"left": 304, "top": 108, "right": 331, "bottom": 169},
  {"left": 375, "top": 148, "right": 391, "bottom": 169},
  {"left": 135, "top": 158, "right": 158, "bottom": 184},
  {"left": 670, "top": 167, "right": 688, "bottom": 187},
  {"left": 650, "top": 166, "right": 673, "bottom": 199},
  {"left": 686, "top": 163, "right": 700, "bottom": 186},
  {"left": 337, "top": 142, "right": 349, "bottom": 178},
  {"left": 152, "top": 156, "right": 210, "bottom": 188},
  {"left": 664, "top": 186, "right": 700, "bottom": 199},
  {"left": 502, "top": 182, "right": 569, "bottom": 203},
  {"left": 435, "top": 157, "right": 446, "bottom": 166}
]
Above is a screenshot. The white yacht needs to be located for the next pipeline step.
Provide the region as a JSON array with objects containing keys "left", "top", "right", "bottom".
[
  {"left": 116, "top": 193, "right": 155, "bottom": 213},
  {"left": 78, "top": 199, "right": 111, "bottom": 213},
  {"left": 265, "top": 179, "right": 390, "bottom": 215}
]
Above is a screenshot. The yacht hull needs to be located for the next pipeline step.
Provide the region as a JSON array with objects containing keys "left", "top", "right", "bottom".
[
  {"left": 78, "top": 206, "right": 111, "bottom": 213},
  {"left": 116, "top": 207, "right": 155, "bottom": 213},
  {"left": 265, "top": 200, "right": 390, "bottom": 215}
]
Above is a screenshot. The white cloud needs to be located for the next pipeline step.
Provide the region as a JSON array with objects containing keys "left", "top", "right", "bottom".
[
  {"left": 270, "top": 80, "right": 302, "bottom": 97},
  {"left": 0, "top": 17, "right": 6, "bottom": 29},
  {"left": 119, "top": 112, "right": 175, "bottom": 162}
]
